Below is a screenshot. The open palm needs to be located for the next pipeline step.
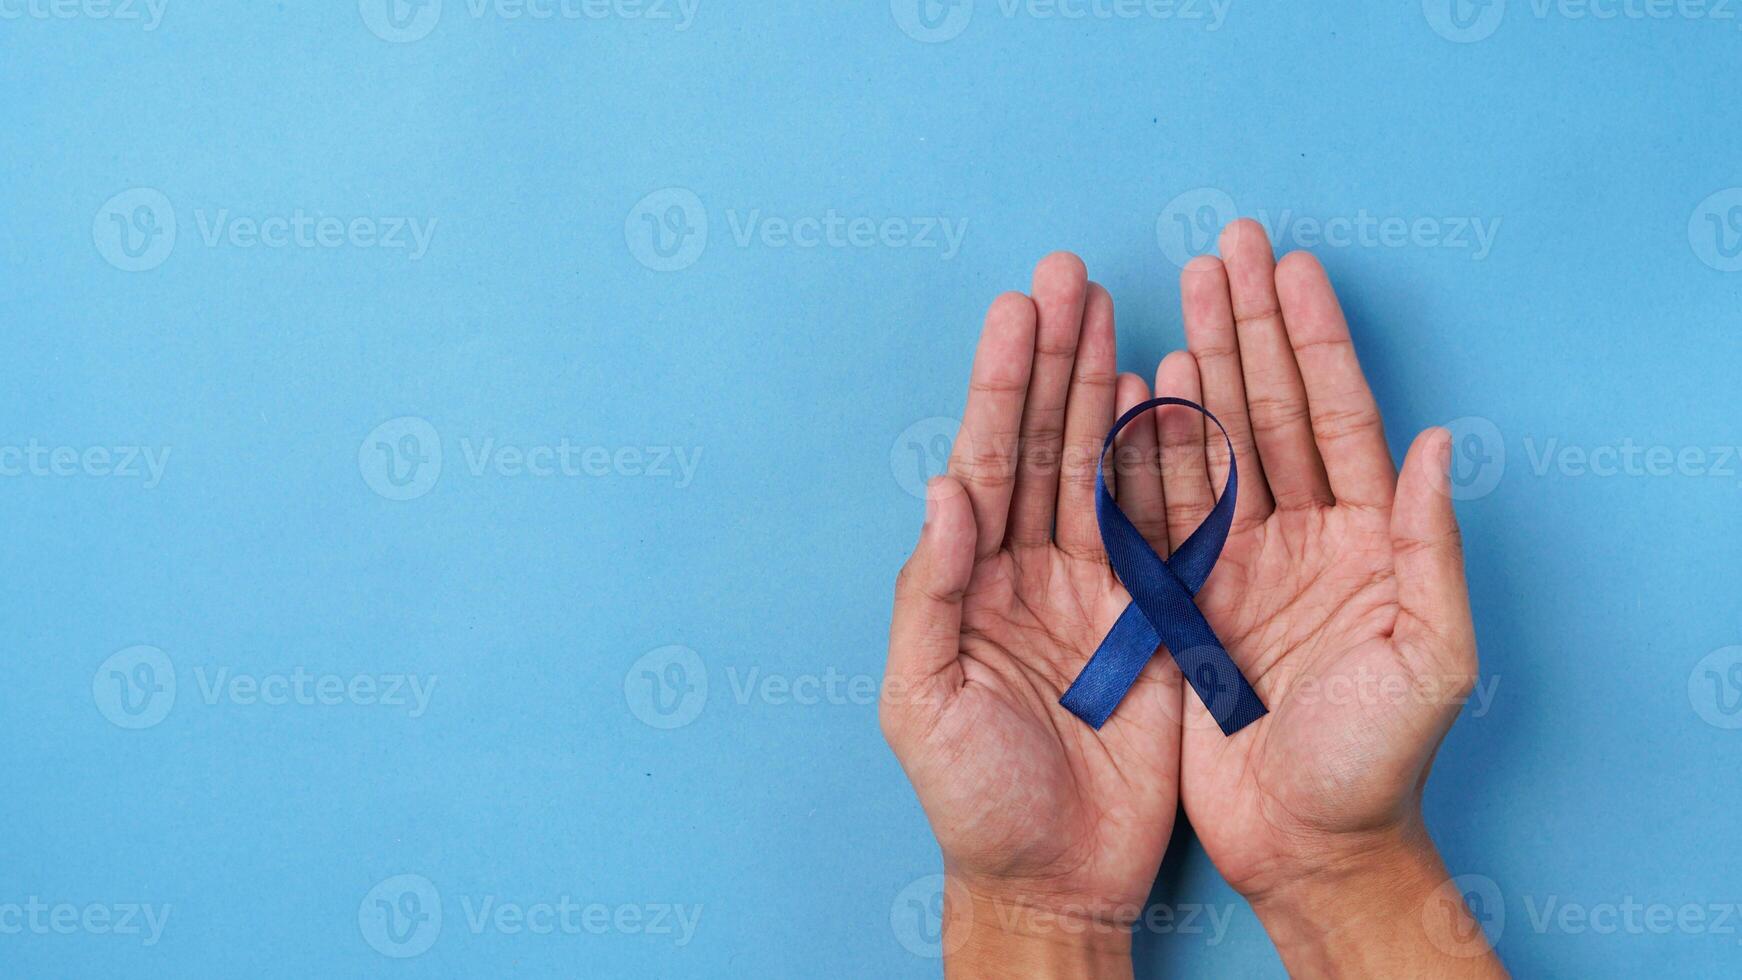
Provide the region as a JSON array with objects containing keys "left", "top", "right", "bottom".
[
  {"left": 883, "top": 226, "right": 1492, "bottom": 975},
  {"left": 1145, "top": 222, "right": 1478, "bottom": 901},
  {"left": 881, "top": 255, "right": 1190, "bottom": 925}
]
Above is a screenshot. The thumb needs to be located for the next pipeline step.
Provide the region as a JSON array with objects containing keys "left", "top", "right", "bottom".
[
  {"left": 1390, "top": 428, "right": 1477, "bottom": 674},
  {"left": 886, "top": 476, "right": 976, "bottom": 699}
]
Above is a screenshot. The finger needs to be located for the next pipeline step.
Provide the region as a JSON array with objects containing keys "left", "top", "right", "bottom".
[
  {"left": 1007, "top": 253, "right": 1089, "bottom": 549},
  {"left": 1112, "top": 372, "right": 1167, "bottom": 554},
  {"left": 1180, "top": 254, "right": 1274, "bottom": 526},
  {"left": 1391, "top": 429, "right": 1477, "bottom": 674},
  {"left": 1055, "top": 281, "right": 1119, "bottom": 558},
  {"left": 1153, "top": 351, "right": 1216, "bottom": 550},
  {"left": 888, "top": 476, "right": 977, "bottom": 686},
  {"left": 949, "top": 292, "right": 1037, "bottom": 559},
  {"left": 1274, "top": 251, "right": 1396, "bottom": 509},
  {"left": 1218, "top": 220, "right": 1331, "bottom": 511}
]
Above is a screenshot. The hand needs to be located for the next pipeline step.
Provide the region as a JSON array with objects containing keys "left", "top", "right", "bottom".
[
  {"left": 1151, "top": 221, "right": 1503, "bottom": 975},
  {"left": 881, "top": 254, "right": 1180, "bottom": 977}
]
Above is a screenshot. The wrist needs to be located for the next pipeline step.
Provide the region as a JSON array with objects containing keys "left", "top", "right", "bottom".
[
  {"left": 1243, "top": 824, "right": 1506, "bottom": 978},
  {"left": 940, "top": 878, "right": 1135, "bottom": 980}
]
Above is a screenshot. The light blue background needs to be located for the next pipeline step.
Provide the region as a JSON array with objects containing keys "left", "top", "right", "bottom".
[{"left": 4, "top": 1, "right": 1742, "bottom": 976}]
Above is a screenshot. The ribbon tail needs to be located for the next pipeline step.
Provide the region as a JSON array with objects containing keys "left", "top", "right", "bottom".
[{"left": 1059, "top": 604, "right": 1158, "bottom": 729}]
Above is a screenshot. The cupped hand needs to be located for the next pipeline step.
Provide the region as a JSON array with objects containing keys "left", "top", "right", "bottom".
[
  {"left": 1145, "top": 222, "right": 1478, "bottom": 903},
  {"left": 1133, "top": 222, "right": 1502, "bottom": 975},
  {"left": 881, "top": 254, "right": 1187, "bottom": 945},
  {"left": 882, "top": 230, "right": 1498, "bottom": 976}
]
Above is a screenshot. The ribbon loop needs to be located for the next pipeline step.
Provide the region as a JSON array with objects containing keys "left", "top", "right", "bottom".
[{"left": 1059, "top": 398, "right": 1266, "bottom": 737}]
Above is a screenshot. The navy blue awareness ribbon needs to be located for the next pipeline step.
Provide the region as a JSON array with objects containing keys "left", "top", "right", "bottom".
[{"left": 1059, "top": 398, "right": 1267, "bottom": 737}]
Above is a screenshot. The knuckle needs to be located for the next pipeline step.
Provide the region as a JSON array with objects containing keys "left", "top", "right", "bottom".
[
  {"left": 969, "top": 375, "right": 1028, "bottom": 397},
  {"left": 1312, "top": 405, "right": 1383, "bottom": 444},
  {"left": 1071, "top": 368, "right": 1117, "bottom": 391},
  {"left": 1290, "top": 334, "right": 1354, "bottom": 358},
  {"left": 1245, "top": 393, "right": 1313, "bottom": 434},
  {"left": 1191, "top": 341, "right": 1240, "bottom": 365},
  {"left": 895, "top": 565, "right": 963, "bottom": 607},
  {"left": 1233, "top": 306, "right": 1283, "bottom": 331}
]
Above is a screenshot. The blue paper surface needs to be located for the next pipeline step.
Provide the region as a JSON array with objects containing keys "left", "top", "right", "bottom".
[{"left": 4, "top": 3, "right": 1742, "bottom": 976}]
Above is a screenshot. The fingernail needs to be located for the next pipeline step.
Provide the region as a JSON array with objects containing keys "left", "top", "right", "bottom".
[{"left": 924, "top": 478, "right": 940, "bottom": 526}]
